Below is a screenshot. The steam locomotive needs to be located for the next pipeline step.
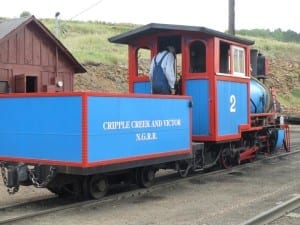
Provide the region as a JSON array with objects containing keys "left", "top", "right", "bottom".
[{"left": 0, "top": 23, "right": 289, "bottom": 199}]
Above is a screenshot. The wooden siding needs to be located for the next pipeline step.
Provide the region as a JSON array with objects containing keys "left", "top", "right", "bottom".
[{"left": 0, "top": 24, "right": 75, "bottom": 92}]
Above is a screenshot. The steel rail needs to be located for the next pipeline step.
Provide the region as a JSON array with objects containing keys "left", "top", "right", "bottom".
[
  {"left": 0, "top": 196, "right": 56, "bottom": 210},
  {"left": 239, "top": 194, "right": 300, "bottom": 225}
]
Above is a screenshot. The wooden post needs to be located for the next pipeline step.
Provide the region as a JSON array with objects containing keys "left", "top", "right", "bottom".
[{"left": 228, "top": 0, "right": 235, "bottom": 35}]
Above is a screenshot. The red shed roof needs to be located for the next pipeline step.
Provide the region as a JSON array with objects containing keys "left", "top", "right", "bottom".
[{"left": 0, "top": 16, "right": 86, "bottom": 73}]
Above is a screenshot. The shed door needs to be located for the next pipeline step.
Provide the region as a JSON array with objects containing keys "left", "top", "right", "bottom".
[
  {"left": 15, "top": 74, "right": 38, "bottom": 93},
  {"left": 15, "top": 74, "right": 25, "bottom": 93}
]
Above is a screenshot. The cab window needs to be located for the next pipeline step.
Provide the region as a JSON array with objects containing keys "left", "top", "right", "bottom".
[
  {"left": 136, "top": 47, "right": 151, "bottom": 77},
  {"left": 218, "top": 41, "right": 246, "bottom": 76},
  {"left": 189, "top": 41, "right": 206, "bottom": 73},
  {"left": 232, "top": 46, "right": 245, "bottom": 75},
  {"left": 219, "top": 41, "right": 230, "bottom": 74}
]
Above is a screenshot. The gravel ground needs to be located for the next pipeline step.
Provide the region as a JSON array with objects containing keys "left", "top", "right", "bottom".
[
  {"left": 0, "top": 183, "right": 53, "bottom": 206},
  {"left": 1, "top": 126, "right": 300, "bottom": 225}
]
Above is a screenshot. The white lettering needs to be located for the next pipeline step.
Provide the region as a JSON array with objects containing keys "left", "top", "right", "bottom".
[
  {"left": 230, "top": 95, "right": 236, "bottom": 112},
  {"left": 151, "top": 120, "right": 163, "bottom": 128},
  {"left": 136, "top": 132, "right": 158, "bottom": 141},
  {"left": 163, "top": 119, "right": 181, "bottom": 127},
  {"left": 102, "top": 118, "right": 182, "bottom": 142},
  {"left": 102, "top": 121, "right": 130, "bottom": 130},
  {"left": 131, "top": 120, "right": 151, "bottom": 128}
]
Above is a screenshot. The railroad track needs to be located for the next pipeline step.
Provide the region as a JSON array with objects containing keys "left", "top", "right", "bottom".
[
  {"left": 0, "top": 196, "right": 77, "bottom": 225},
  {"left": 1, "top": 149, "right": 300, "bottom": 225},
  {"left": 239, "top": 194, "right": 300, "bottom": 225},
  {"left": 237, "top": 144, "right": 300, "bottom": 225}
]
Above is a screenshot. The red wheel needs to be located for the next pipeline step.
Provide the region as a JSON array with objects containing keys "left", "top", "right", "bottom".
[{"left": 220, "top": 147, "right": 233, "bottom": 169}]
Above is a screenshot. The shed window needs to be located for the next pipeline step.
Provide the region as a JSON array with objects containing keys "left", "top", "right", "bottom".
[{"left": 0, "top": 81, "right": 9, "bottom": 93}]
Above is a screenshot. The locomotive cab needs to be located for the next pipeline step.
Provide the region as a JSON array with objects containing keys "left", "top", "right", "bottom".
[{"left": 109, "top": 23, "right": 253, "bottom": 142}]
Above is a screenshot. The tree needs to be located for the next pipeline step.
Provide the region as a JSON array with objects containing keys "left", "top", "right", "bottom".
[{"left": 20, "top": 11, "right": 31, "bottom": 18}]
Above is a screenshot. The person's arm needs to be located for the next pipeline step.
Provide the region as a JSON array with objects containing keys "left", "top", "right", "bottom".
[
  {"left": 165, "top": 53, "right": 176, "bottom": 91},
  {"left": 149, "top": 58, "right": 155, "bottom": 81}
]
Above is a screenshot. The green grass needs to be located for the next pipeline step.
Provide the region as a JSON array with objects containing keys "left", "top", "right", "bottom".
[
  {"left": 42, "top": 19, "right": 136, "bottom": 65},
  {"left": 239, "top": 35, "right": 300, "bottom": 60},
  {"left": 292, "top": 88, "right": 300, "bottom": 98},
  {"left": 277, "top": 88, "right": 300, "bottom": 109}
]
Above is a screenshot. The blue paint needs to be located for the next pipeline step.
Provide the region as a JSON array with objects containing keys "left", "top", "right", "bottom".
[
  {"left": 134, "top": 82, "right": 151, "bottom": 94},
  {"left": 217, "top": 81, "right": 248, "bottom": 136},
  {"left": 186, "top": 80, "right": 210, "bottom": 136},
  {"left": 0, "top": 96, "right": 82, "bottom": 162},
  {"left": 275, "top": 129, "right": 285, "bottom": 149},
  {"left": 250, "top": 78, "right": 269, "bottom": 113},
  {"left": 87, "top": 96, "right": 191, "bottom": 162}
]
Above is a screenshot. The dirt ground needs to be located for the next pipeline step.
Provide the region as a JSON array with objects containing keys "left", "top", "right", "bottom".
[
  {"left": 0, "top": 182, "right": 53, "bottom": 206},
  {"left": 1, "top": 127, "right": 299, "bottom": 225}
]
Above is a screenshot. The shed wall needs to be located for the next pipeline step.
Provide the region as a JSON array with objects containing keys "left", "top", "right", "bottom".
[{"left": 0, "top": 24, "right": 74, "bottom": 92}]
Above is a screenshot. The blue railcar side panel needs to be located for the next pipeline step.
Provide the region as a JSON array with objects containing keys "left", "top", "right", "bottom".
[
  {"left": 0, "top": 96, "right": 82, "bottom": 162},
  {"left": 87, "top": 96, "right": 191, "bottom": 162},
  {"left": 217, "top": 81, "right": 248, "bottom": 136},
  {"left": 186, "top": 80, "right": 209, "bottom": 136},
  {"left": 134, "top": 82, "right": 151, "bottom": 94}
]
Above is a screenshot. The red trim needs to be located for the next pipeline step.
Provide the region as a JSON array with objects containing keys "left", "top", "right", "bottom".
[
  {"left": 0, "top": 150, "right": 191, "bottom": 169},
  {"left": 133, "top": 76, "right": 149, "bottom": 82},
  {"left": 239, "top": 124, "right": 251, "bottom": 131},
  {"left": 0, "top": 156, "right": 83, "bottom": 167},
  {"left": 215, "top": 75, "right": 250, "bottom": 83},
  {"left": 0, "top": 91, "right": 191, "bottom": 100},
  {"left": 86, "top": 92, "right": 191, "bottom": 99},
  {"left": 240, "top": 146, "right": 259, "bottom": 161},
  {"left": 250, "top": 113, "right": 277, "bottom": 118},
  {"left": 244, "top": 126, "right": 264, "bottom": 132},
  {"left": 86, "top": 149, "right": 191, "bottom": 167},
  {"left": 0, "top": 92, "right": 84, "bottom": 98}
]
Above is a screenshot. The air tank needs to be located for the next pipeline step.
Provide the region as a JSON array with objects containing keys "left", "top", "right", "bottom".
[{"left": 250, "top": 77, "right": 271, "bottom": 113}]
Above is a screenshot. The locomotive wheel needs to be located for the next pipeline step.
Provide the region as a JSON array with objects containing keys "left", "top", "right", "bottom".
[
  {"left": 88, "top": 175, "right": 109, "bottom": 199},
  {"left": 62, "top": 181, "right": 83, "bottom": 199},
  {"left": 82, "top": 176, "right": 91, "bottom": 200},
  {"left": 136, "top": 167, "right": 156, "bottom": 188},
  {"left": 47, "top": 186, "right": 68, "bottom": 197},
  {"left": 48, "top": 181, "right": 82, "bottom": 199},
  {"left": 220, "top": 147, "right": 233, "bottom": 169}
]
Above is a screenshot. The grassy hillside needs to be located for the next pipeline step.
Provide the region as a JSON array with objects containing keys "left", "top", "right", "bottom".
[
  {"left": 42, "top": 19, "right": 300, "bottom": 112},
  {"left": 43, "top": 19, "right": 135, "bottom": 65}
]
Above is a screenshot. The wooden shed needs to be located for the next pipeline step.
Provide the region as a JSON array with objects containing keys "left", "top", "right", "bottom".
[{"left": 0, "top": 16, "right": 86, "bottom": 93}]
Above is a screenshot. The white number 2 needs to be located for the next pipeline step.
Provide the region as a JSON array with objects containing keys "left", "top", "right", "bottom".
[{"left": 230, "top": 95, "right": 236, "bottom": 112}]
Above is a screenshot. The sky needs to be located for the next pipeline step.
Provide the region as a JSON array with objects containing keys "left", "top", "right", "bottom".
[{"left": 0, "top": 0, "right": 299, "bottom": 33}]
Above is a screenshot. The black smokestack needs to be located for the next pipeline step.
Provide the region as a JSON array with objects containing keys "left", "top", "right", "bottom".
[{"left": 228, "top": 0, "right": 235, "bottom": 35}]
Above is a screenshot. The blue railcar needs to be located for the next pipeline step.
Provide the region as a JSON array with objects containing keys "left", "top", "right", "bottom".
[{"left": 0, "top": 92, "right": 192, "bottom": 198}]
